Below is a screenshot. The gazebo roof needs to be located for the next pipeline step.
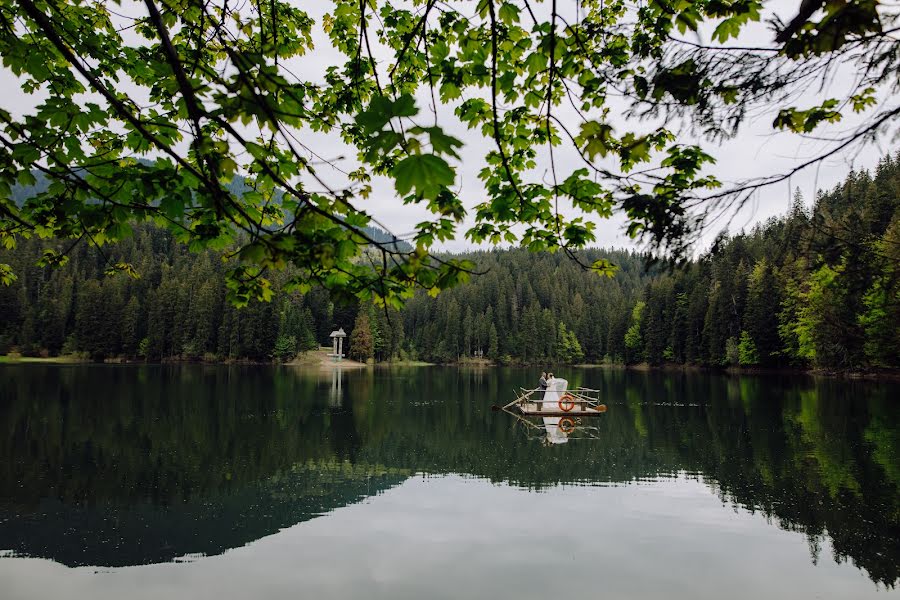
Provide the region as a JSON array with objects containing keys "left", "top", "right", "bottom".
[{"left": 329, "top": 328, "right": 346, "bottom": 338}]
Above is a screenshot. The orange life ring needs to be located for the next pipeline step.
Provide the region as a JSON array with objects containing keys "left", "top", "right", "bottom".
[
  {"left": 558, "top": 393, "right": 575, "bottom": 412},
  {"left": 558, "top": 417, "right": 576, "bottom": 434}
]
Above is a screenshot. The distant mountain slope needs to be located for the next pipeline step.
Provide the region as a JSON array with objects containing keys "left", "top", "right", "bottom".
[{"left": 7, "top": 169, "right": 411, "bottom": 251}]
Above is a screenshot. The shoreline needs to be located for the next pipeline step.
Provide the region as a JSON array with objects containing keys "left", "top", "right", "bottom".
[
  {"left": 624, "top": 362, "right": 900, "bottom": 381},
  {"left": 2, "top": 354, "right": 898, "bottom": 381}
]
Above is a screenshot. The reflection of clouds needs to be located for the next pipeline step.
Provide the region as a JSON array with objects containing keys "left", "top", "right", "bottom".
[
  {"left": 0, "top": 475, "right": 881, "bottom": 600},
  {"left": 3, "top": 366, "right": 895, "bottom": 589}
]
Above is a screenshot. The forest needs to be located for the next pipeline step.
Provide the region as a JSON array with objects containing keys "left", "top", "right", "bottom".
[{"left": 1, "top": 154, "right": 898, "bottom": 371}]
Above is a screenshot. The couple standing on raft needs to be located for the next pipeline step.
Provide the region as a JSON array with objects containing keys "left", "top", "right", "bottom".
[{"left": 538, "top": 372, "right": 555, "bottom": 400}]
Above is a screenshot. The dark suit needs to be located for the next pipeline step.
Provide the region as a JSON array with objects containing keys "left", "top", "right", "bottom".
[{"left": 538, "top": 376, "right": 548, "bottom": 406}]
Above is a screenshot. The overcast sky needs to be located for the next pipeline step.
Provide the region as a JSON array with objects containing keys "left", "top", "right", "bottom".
[{"left": 1, "top": 1, "right": 894, "bottom": 255}]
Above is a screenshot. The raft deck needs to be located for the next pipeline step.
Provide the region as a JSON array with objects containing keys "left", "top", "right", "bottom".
[{"left": 504, "top": 380, "right": 607, "bottom": 416}]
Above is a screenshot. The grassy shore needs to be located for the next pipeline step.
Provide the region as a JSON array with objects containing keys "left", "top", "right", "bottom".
[
  {"left": 379, "top": 360, "right": 435, "bottom": 367},
  {"left": 284, "top": 349, "right": 368, "bottom": 369},
  {"left": 0, "top": 353, "right": 90, "bottom": 364}
]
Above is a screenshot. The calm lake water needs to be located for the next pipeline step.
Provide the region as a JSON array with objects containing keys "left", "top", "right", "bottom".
[{"left": 0, "top": 365, "right": 898, "bottom": 599}]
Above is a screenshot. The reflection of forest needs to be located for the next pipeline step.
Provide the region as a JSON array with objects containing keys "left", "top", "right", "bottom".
[
  {"left": 0, "top": 366, "right": 410, "bottom": 566},
  {"left": 0, "top": 366, "right": 897, "bottom": 585}
]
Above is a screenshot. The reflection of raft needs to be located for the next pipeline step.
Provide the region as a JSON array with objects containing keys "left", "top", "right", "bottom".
[
  {"left": 504, "top": 410, "right": 607, "bottom": 444},
  {"left": 502, "top": 378, "right": 607, "bottom": 416}
]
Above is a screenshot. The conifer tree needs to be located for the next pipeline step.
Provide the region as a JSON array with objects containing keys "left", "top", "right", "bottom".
[{"left": 349, "top": 313, "right": 374, "bottom": 363}]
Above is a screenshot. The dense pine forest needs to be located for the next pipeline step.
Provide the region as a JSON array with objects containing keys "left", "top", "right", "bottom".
[
  {"left": 1, "top": 155, "right": 898, "bottom": 370},
  {"left": 630, "top": 154, "right": 900, "bottom": 371}
]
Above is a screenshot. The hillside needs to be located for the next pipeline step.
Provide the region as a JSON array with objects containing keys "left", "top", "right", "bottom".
[{"left": 1, "top": 154, "right": 898, "bottom": 370}]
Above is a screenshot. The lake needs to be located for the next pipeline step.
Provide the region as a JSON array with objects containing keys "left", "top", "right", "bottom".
[{"left": 0, "top": 365, "right": 897, "bottom": 599}]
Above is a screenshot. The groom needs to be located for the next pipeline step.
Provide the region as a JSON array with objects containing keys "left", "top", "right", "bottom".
[{"left": 537, "top": 372, "right": 548, "bottom": 409}]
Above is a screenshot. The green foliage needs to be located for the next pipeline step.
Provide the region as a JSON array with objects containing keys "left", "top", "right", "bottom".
[
  {"left": 0, "top": 263, "right": 15, "bottom": 285},
  {"left": 555, "top": 322, "right": 584, "bottom": 364},
  {"left": 349, "top": 313, "right": 374, "bottom": 362},
  {"left": 277, "top": 298, "right": 318, "bottom": 354},
  {"left": 858, "top": 216, "right": 900, "bottom": 366},
  {"left": 796, "top": 264, "right": 843, "bottom": 363},
  {"left": 744, "top": 258, "right": 781, "bottom": 364},
  {"left": 738, "top": 330, "right": 759, "bottom": 366},
  {"left": 624, "top": 301, "right": 645, "bottom": 363},
  {"left": 617, "top": 153, "right": 900, "bottom": 371},
  {"left": 2, "top": 0, "right": 891, "bottom": 307},
  {"left": 392, "top": 155, "right": 455, "bottom": 201},
  {"left": 725, "top": 336, "right": 740, "bottom": 366},
  {"left": 859, "top": 280, "right": 900, "bottom": 366},
  {"left": 273, "top": 335, "right": 298, "bottom": 362},
  {"left": 774, "top": 99, "right": 843, "bottom": 133},
  {"left": 0, "top": 223, "right": 645, "bottom": 363}
]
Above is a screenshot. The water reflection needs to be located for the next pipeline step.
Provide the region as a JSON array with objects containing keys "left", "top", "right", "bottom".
[
  {"left": 0, "top": 365, "right": 897, "bottom": 587},
  {"left": 506, "top": 412, "right": 607, "bottom": 444},
  {"left": 328, "top": 367, "right": 343, "bottom": 408}
]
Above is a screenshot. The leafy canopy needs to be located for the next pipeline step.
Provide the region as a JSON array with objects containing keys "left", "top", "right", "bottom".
[{"left": 0, "top": 0, "right": 896, "bottom": 305}]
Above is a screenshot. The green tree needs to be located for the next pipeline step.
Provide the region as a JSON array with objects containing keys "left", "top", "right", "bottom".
[
  {"left": 725, "top": 336, "right": 740, "bottom": 366},
  {"left": 191, "top": 279, "right": 221, "bottom": 355},
  {"left": 4, "top": 0, "right": 892, "bottom": 306},
  {"left": 642, "top": 279, "right": 674, "bottom": 365},
  {"left": 299, "top": 308, "right": 319, "bottom": 352},
  {"left": 487, "top": 323, "right": 499, "bottom": 359},
  {"left": 858, "top": 217, "right": 900, "bottom": 365},
  {"left": 120, "top": 296, "right": 142, "bottom": 357},
  {"left": 349, "top": 313, "right": 374, "bottom": 362},
  {"left": 74, "top": 280, "right": 115, "bottom": 358},
  {"left": 624, "top": 301, "right": 646, "bottom": 363},
  {"left": 738, "top": 330, "right": 760, "bottom": 366},
  {"left": 555, "top": 322, "right": 585, "bottom": 364},
  {"left": 273, "top": 335, "right": 297, "bottom": 362},
  {"left": 744, "top": 259, "right": 781, "bottom": 365},
  {"left": 794, "top": 263, "right": 858, "bottom": 368},
  {"left": 367, "top": 303, "right": 386, "bottom": 360},
  {"left": 463, "top": 306, "right": 473, "bottom": 357},
  {"left": 703, "top": 278, "right": 731, "bottom": 365},
  {"left": 444, "top": 299, "right": 460, "bottom": 361}
]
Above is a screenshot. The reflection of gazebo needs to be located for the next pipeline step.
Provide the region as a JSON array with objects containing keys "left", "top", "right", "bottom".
[
  {"left": 329, "top": 367, "right": 343, "bottom": 407},
  {"left": 328, "top": 328, "right": 346, "bottom": 361}
]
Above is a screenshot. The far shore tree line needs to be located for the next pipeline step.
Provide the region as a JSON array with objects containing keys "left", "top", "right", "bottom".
[{"left": 1, "top": 155, "right": 898, "bottom": 371}]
